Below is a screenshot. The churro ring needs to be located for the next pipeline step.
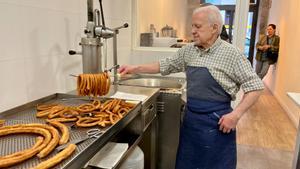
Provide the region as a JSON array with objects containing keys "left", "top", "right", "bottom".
[
  {"left": 112, "top": 104, "right": 121, "bottom": 114},
  {"left": 98, "top": 120, "right": 111, "bottom": 127},
  {"left": 37, "top": 103, "right": 59, "bottom": 111},
  {"left": 100, "top": 100, "right": 110, "bottom": 109},
  {"left": 36, "top": 109, "right": 52, "bottom": 118},
  {"left": 94, "top": 111, "right": 110, "bottom": 118},
  {"left": 77, "top": 103, "right": 96, "bottom": 113},
  {"left": 0, "top": 119, "right": 5, "bottom": 127},
  {"left": 48, "top": 117, "right": 78, "bottom": 123},
  {"left": 120, "top": 101, "right": 136, "bottom": 109},
  {"left": 109, "top": 99, "right": 118, "bottom": 110},
  {"left": 37, "top": 106, "right": 65, "bottom": 118},
  {"left": 100, "top": 100, "right": 114, "bottom": 111},
  {"left": 105, "top": 110, "right": 120, "bottom": 124},
  {"left": 108, "top": 99, "right": 119, "bottom": 111},
  {"left": 59, "top": 108, "right": 79, "bottom": 118},
  {"left": 118, "top": 108, "right": 130, "bottom": 115},
  {"left": 48, "top": 107, "right": 67, "bottom": 119},
  {"left": 92, "top": 100, "right": 101, "bottom": 110},
  {"left": 76, "top": 117, "right": 101, "bottom": 127}
]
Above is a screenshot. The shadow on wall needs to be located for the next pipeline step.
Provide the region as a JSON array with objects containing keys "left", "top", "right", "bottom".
[
  {"left": 26, "top": 16, "right": 83, "bottom": 100},
  {"left": 26, "top": 29, "right": 60, "bottom": 100}
]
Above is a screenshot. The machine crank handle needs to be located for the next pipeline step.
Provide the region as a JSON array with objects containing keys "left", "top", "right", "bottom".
[{"left": 69, "top": 50, "right": 82, "bottom": 55}]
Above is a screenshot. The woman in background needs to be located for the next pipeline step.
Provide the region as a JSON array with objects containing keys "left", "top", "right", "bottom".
[{"left": 255, "top": 24, "right": 280, "bottom": 79}]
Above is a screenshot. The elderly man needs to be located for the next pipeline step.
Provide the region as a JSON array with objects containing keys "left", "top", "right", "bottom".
[{"left": 119, "top": 5, "right": 264, "bottom": 169}]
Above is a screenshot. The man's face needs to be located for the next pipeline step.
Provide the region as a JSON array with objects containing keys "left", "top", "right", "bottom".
[
  {"left": 266, "top": 26, "right": 275, "bottom": 36},
  {"left": 191, "top": 12, "right": 216, "bottom": 46}
]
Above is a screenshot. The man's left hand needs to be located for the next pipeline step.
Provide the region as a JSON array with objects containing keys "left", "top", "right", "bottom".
[{"left": 218, "top": 112, "right": 240, "bottom": 133}]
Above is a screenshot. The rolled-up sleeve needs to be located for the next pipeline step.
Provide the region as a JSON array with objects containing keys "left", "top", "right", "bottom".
[
  {"left": 233, "top": 54, "right": 264, "bottom": 93},
  {"left": 159, "top": 47, "right": 186, "bottom": 75}
]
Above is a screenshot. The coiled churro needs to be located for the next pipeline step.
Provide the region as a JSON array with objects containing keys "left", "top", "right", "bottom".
[{"left": 77, "top": 72, "right": 111, "bottom": 96}]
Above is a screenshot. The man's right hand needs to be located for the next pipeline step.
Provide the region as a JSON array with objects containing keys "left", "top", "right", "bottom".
[
  {"left": 118, "top": 65, "right": 137, "bottom": 75},
  {"left": 118, "top": 62, "right": 160, "bottom": 75}
]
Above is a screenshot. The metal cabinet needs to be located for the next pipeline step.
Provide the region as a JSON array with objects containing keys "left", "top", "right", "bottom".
[{"left": 156, "top": 92, "right": 184, "bottom": 169}]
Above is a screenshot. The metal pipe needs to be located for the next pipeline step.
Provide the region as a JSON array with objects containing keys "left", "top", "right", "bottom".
[
  {"left": 103, "top": 39, "right": 108, "bottom": 70},
  {"left": 99, "top": 0, "right": 106, "bottom": 28},
  {"left": 93, "top": 9, "right": 101, "bottom": 27},
  {"left": 87, "top": 0, "right": 93, "bottom": 22},
  {"left": 113, "top": 32, "right": 118, "bottom": 82}
]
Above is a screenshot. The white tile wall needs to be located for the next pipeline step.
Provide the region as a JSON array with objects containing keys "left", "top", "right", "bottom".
[
  {"left": 0, "top": 0, "right": 134, "bottom": 112},
  {"left": 102, "top": 0, "right": 132, "bottom": 21},
  {"left": 0, "top": 0, "right": 81, "bottom": 13},
  {"left": 0, "top": 59, "right": 28, "bottom": 111},
  {"left": 0, "top": 3, "right": 23, "bottom": 61}
]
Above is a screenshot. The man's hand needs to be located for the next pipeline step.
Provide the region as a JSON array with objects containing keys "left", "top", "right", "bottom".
[
  {"left": 262, "top": 45, "right": 271, "bottom": 51},
  {"left": 118, "top": 65, "right": 137, "bottom": 75},
  {"left": 118, "top": 62, "right": 160, "bottom": 75},
  {"left": 218, "top": 90, "right": 262, "bottom": 134},
  {"left": 258, "top": 46, "right": 264, "bottom": 51},
  {"left": 218, "top": 112, "right": 240, "bottom": 133}
]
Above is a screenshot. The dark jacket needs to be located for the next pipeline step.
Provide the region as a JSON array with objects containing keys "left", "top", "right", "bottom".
[{"left": 255, "top": 34, "right": 280, "bottom": 64}]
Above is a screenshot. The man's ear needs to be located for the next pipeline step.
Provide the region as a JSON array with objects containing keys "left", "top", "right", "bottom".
[{"left": 212, "top": 24, "right": 219, "bottom": 33}]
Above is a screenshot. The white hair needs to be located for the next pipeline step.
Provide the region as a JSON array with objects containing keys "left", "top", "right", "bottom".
[{"left": 193, "top": 5, "right": 223, "bottom": 34}]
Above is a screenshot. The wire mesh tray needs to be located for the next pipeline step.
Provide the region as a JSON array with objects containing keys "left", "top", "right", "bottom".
[{"left": 0, "top": 93, "right": 141, "bottom": 169}]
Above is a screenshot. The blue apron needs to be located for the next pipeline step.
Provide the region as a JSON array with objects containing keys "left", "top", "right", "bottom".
[{"left": 175, "top": 67, "right": 237, "bottom": 169}]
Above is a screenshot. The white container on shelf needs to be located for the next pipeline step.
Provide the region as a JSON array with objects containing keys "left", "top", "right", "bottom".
[{"left": 119, "top": 146, "right": 144, "bottom": 169}]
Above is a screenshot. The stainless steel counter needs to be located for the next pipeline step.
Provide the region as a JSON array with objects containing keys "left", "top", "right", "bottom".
[
  {"left": 115, "top": 74, "right": 186, "bottom": 169},
  {"left": 108, "top": 85, "right": 160, "bottom": 111},
  {"left": 0, "top": 85, "right": 159, "bottom": 169}
]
